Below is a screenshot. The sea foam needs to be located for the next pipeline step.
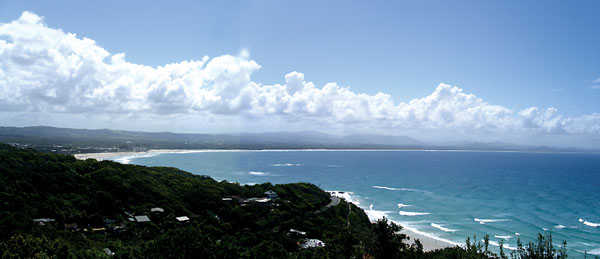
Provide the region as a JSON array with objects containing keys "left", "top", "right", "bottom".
[
  {"left": 372, "top": 185, "right": 431, "bottom": 194},
  {"left": 365, "top": 204, "right": 393, "bottom": 221},
  {"left": 399, "top": 211, "right": 430, "bottom": 216},
  {"left": 397, "top": 203, "right": 411, "bottom": 208},
  {"left": 588, "top": 248, "right": 600, "bottom": 256},
  {"left": 272, "top": 163, "right": 303, "bottom": 167},
  {"left": 394, "top": 220, "right": 462, "bottom": 247},
  {"left": 579, "top": 218, "right": 600, "bottom": 227},
  {"left": 328, "top": 191, "right": 360, "bottom": 206},
  {"left": 554, "top": 224, "right": 566, "bottom": 229},
  {"left": 485, "top": 240, "right": 517, "bottom": 250},
  {"left": 474, "top": 218, "right": 507, "bottom": 225},
  {"left": 113, "top": 153, "right": 159, "bottom": 164},
  {"left": 431, "top": 223, "right": 457, "bottom": 232}
]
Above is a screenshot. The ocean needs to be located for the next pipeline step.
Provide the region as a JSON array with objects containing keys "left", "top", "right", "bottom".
[{"left": 112, "top": 150, "right": 600, "bottom": 256}]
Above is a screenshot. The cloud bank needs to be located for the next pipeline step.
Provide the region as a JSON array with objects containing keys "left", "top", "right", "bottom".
[{"left": 0, "top": 12, "right": 599, "bottom": 147}]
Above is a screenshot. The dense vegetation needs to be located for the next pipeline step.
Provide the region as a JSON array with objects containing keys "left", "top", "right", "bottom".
[{"left": 0, "top": 143, "right": 575, "bottom": 258}]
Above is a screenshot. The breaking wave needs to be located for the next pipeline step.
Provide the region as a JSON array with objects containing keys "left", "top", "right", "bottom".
[
  {"left": 431, "top": 223, "right": 457, "bottom": 232},
  {"left": 272, "top": 163, "right": 303, "bottom": 167},
  {"left": 399, "top": 211, "right": 430, "bottom": 216},
  {"left": 328, "top": 191, "right": 360, "bottom": 206},
  {"left": 474, "top": 218, "right": 507, "bottom": 225},
  {"left": 397, "top": 203, "right": 411, "bottom": 208},
  {"left": 579, "top": 218, "right": 600, "bottom": 227},
  {"left": 372, "top": 185, "right": 431, "bottom": 194}
]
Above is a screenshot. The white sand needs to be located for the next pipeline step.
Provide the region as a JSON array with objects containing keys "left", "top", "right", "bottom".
[
  {"left": 73, "top": 149, "right": 191, "bottom": 161},
  {"left": 73, "top": 151, "right": 149, "bottom": 161},
  {"left": 400, "top": 227, "right": 456, "bottom": 251}
]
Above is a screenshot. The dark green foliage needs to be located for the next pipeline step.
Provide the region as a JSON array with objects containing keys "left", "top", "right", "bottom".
[
  {"left": 0, "top": 143, "right": 375, "bottom": 258},
  {"left": 511, "top": 233, "right": 568, "bottom": 259}
]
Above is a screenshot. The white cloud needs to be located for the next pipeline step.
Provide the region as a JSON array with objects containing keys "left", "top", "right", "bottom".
[
  {"left": 590, "top": 85, "right": 600, "bottom": 89},
  {"left": 0, "top": 11, "right": 599, "bottom": 146}
]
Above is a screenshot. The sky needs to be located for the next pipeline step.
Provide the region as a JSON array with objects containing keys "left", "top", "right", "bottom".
[{"left": 0, "top": 1, "right": 599, "bottom": 148}]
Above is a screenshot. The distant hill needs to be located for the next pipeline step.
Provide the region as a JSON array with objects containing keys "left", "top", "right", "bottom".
[
  {"left": 0, "top": 126, "right": 424, "bottom": 153},
  {"left": 0, "top": 125, "right": 592, "bottom": 153}
]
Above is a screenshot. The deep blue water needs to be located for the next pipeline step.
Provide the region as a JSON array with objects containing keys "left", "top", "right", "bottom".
[{"left": 114, "top": 150, "right": 600, "bottom": 256}]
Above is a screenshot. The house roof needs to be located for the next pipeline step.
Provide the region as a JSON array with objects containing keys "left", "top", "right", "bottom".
[
  {"left": 151, "top": 207, "right": 164, "bottom": 212},
  {"left": 289, "top": 229, "right": 306, "bottom": 235},
  {"left": 134, "top": 215, "right": 151, "bottom": 222},
  {"left": 32, "top": 218, "right": 55, "bottom": 223},
  {"left": 301, "top": 239, "right": 326, "bottom": 248},
  {"left": 176, "top": 216, "right": 190, "bottom": 222}
]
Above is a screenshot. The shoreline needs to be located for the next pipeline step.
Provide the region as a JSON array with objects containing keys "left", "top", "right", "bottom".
[
  {"left": 329, "top": 192, "right": 456, "bottom": 252},
  {"left": 75, "top": 149, "right": 457, "bottom": 252},
  {"left": 400, "top": 226, "right": 457, "bottom": 252},
  {"left": 72, "top": 148, "right": 592, "bottom": 162}
]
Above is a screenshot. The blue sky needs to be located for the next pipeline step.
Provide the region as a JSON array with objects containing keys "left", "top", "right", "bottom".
[{"left": 0, "top": 1, "right": 599, "bottom": 147}]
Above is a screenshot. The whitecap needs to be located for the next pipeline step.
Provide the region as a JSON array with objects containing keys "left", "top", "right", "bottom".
[
  {"left": 474, "top": 218, "right": 507, "bottom": 224},
  {"left": 485, "top": 240, "right": 517, "bottom": 250},
  {"left": 115, "top": 157, "right": 132, "bottom": 164},
  {"left": 589, "top": 248, "right": 600, "bottom": 256},
  {"left": 272, "top": 163, "right": 303, "bottom": 167},
  {"left": 365, "top": 204, "right": 393, "bottom": 221},
  {"left": 111, "top": 153, "right": 159, "bottom": 164},
  {"left": 399, "top": 211, "right": 430, "bottom": 216},
  {"left": 579, "top": 218, "right": 600, "bottom": 227},
  {"left": 397, "top": 203, "right": 411, "bottom": 208},
  {"left": 494, "top": 235, "right": 512, "bottom": 240},
  {"left": 392, "top": 220, "right": 462, "bottom": 247},
  {"left": 328, "top": 191, "right": 360, "bottom": 206},
  {"left": 431, "top": 223, "right": 457, "bottom": 232},
  {"left": 373, "top": 185, "right": 401, "bottom": 191},
  {"left": 515, "top": 232, "right": 521, "bottom": 236},
  {"left": 372, "top": 185, "right": 431, "bottom": 194},
  {"left": 554, "top": 224, "right": 566, "bottom": 229}
]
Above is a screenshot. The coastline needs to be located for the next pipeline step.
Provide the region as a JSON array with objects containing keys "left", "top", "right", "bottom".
[
  {"left": 400, "top": 227, "right": 456, "bottom": 252},
  {"left": 72, "top": 148, "right": 590, "bottom": 162},
  {"left": 75, "top": 149, "right": 457, "bottom": 252},
  {"left": 73, "top": 151, "right": 150, "bottom": 161},
  {"left": 330, "top": 192, "right": 456, "bottom": 252}
]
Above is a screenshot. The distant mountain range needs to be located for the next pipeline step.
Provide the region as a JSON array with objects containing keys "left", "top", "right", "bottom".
[{"left": 0, "top": 126, "right": 591, "bottom": 153}]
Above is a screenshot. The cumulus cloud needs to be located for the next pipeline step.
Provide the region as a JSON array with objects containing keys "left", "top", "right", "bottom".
[{"left": 0, "top": 11, "right": 599, "bottom": 143}]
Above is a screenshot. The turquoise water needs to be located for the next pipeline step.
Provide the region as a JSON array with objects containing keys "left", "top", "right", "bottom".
[{"left": 116, "top": 150, "right": 600, "bottom": 256}]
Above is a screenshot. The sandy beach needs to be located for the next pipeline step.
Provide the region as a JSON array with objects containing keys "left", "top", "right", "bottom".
[
  {"left": 400, "top": 227, "right": 456, "bottom": 252},
  {"left": 73, "top": 149, "right": 188, "bottom": 161},
  {"left": 74, "top": 151, "right": 149, "bottom": 161}
]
